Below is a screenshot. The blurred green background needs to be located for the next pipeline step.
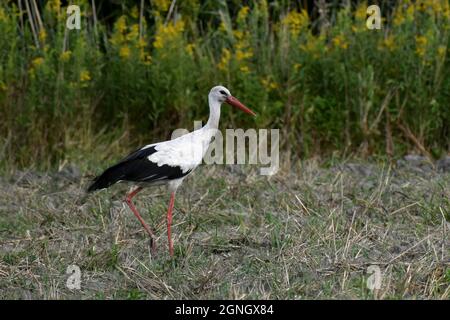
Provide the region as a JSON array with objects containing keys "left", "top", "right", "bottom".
[{"left": 0, "top": 0, "right": 449, "bottom": 169}]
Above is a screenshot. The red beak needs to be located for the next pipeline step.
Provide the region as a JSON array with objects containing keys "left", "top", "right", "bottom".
[{"left": 225, "top": 96, "right": 256, "bottom": 116}]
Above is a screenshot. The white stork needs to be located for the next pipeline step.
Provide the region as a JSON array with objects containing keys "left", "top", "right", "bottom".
[{"left": 88, "top": 86, "right": 255, "bottom": 256}]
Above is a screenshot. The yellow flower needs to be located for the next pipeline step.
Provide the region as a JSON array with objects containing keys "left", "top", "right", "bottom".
[
  {"left": 219, "top": 21, "right": 227, "bottom": 32},
  {"left": 59, "top": 50, "right": 72, "bottom": 62},
  {"left": 393, "top": 2, "right": 416, "bottom": 26},
  {"left": 110, "top": 33, "right": 125, "bottom": 46},
  {"left": 415, "top": 35, "right": 427, "bottom": 46},
  {"left": 237, "top": 6, "right": 250, "bottom": 22},
  {"left": 406, "top": 4, "right": 415, "bottom": 21},
  {"left": 80, "top": 70, "right": 91, "bottom": 82},
  {"left": 119, "top": 46, "right": 131, "bottom": 59},
  {"left": 393, "top": 6, "right": 405, "bottom": 26},
  {"left": 260, "top": 0, "right": 268, "bottom": 18},
  {"left": 416, "top": 47, "right": 425, "bottom": 58},
  {"left": 282, "top": 10, "right": 309, "bottom": 37},
  {"left": 378, "top": 35, "right": 396, "bottom": 51},
  {"left": 416, "top": 0, "right": 425, "bottom": 12},
  {"left": 393, "top": 14, "right": 404, "bottom": 26},
  {"left": 152, "top": 20, "right": 185, "bottom": 49},
  {"left": 32, "top": 57, "right": 44, "bottom": 68},
  {"left": 427, "top": 0, "right": 444, "bottom": 13},
  {"left": 332, "top": 34, "right": 349, "bottom": 50},
  {"left": 185, "top": 43, "right": 195, "bottom": 56},
  {"left": 235, "top": 49, "right": 253, "bottom": 61},
  {"left": 116, "top": 16, "right": 127, "bottom": 34},
  {"left": 352, "top": 3, "right": 368, "bottom": 33},
  {"left": 300, "top": 34, "right": 326, "bottom": 58},
  {"left": 126, "top": 24, "right": 139, "bottom": 41},
  {"left": 153, "top": 0, "right": 170, "bottom": 12},
  {"left": 153, "top": 35, "right": 163, "bottom": 49},
  {"left": 0, "top": 7, "right": 7, "bottom": 23},
  {"left": 46, "top": 0, "right": 61, "bottom": 15},
  {"left": 38, "top": 30, "right": 47, "bottom": 42},
  {"left": 110, "top": 16, "right": 128, "bottom": 46},
  {"left": 415, "top": 35, "right": 427, "bottom": 57},
  {"left": 437, "top": 45, "right": 446, "bottom": 58},
  {"left": 233, "top": 30, "right": 244, "bottom": 40},
  {"left": 240, "top": 66, "right": 250, "bottom": 73},
  {"left": 355, "top": 2, "right": 367, "bottom": 20},
  {"left": 131, "top": 6, "right": 139, "bottom": 19},
  {"left": 443, "top": 1, "right": 450, "bottom": 18},
  {"left": 137, "top": 38, "right": 146, "bottom": 49},
  {"left": 218, "top": 48, "right": 231, "bottom": 71},
  {"left": 261, "top": 77, "right": 278, "bottom": 91},
  {"left": 142, "top": 54, "right": 152, "bottom": 66},
  {"left": 232, "top": 29, "right": 253, "bottom": 70}
]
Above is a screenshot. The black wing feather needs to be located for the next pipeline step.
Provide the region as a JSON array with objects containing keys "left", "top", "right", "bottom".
[{"left": 87, "top": 145, "right": 191, "bottom": 192}]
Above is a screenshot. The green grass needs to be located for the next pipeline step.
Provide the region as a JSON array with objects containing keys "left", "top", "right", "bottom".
[{"left": 0, "top": 159, "right": 448, "bottom": 299}]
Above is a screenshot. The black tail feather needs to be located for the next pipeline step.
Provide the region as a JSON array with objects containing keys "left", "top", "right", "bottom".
[
  {"left": 87, "top": 145, "right": 192, "bottom": 193},
  {"left": 87, "top": 164, "right": 124, "bottom": 192},
  {"left": 88, "top": 145, "right": 159, "bottom": 193}
]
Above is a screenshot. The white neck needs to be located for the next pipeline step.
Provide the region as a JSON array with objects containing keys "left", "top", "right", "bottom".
[{"left": 205, "top": 95, "right": 221, "bottom": 130}]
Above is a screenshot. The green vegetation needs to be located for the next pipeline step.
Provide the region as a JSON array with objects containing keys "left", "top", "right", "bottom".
[{"left": 0, "top": 1, "right": 449, "bottom": 169}]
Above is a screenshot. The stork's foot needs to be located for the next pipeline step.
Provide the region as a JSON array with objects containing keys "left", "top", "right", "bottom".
[
  {"left": 166, "top": 192, "right": 176, "bottom": 257},
  {"left": 149, "top": 237, "right": 157, "bottom": 255},
  {"left": 125, "top": 187, "right": 158, "bottom": 255}
]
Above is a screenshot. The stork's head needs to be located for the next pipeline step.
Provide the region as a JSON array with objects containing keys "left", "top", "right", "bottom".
[{"left": 209, "top": 85, "right": 256, "bottom": 116}]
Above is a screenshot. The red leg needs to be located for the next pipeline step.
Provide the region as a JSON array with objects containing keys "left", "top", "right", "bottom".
[
  {"left": 167, "top": 192, "right": 176, "bottom": 256},
  {"left": 125, "top": 187, "right": 156, "bottom": 253}
]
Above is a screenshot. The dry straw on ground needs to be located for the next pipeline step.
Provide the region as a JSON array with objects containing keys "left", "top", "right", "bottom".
[{"left": 0, "top": 157, "right": 449, "bottom": 299}]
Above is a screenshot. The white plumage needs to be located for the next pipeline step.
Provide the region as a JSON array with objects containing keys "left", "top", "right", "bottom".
[{"left": 146, "top": 127, "right": 218, "bottom": 174}]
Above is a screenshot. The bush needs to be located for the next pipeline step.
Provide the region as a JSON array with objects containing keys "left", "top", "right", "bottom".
[{"left": 0, "top": 0, "right": 449, "bottom": 168}]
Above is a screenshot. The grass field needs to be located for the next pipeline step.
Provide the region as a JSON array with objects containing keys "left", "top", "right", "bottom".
[{"left": 1, "top": 157, "right": 448, "bottom": 299}]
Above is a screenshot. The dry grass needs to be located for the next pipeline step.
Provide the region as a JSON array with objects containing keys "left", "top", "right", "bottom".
[{"left": 0, "top": 158, "right": 449, "bottom": 299}]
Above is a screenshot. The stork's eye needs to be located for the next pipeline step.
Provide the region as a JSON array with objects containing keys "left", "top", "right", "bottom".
[{"left": 219, "top": 90, "right": 227, "bottom": 95}]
